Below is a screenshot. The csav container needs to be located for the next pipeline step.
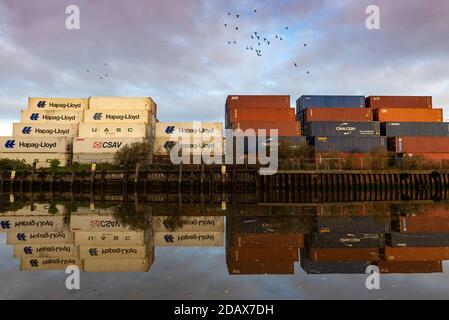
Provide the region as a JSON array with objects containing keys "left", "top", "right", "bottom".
[
  {"left": 381, "top": 122, "right": 449, "bottom": 137},
  {"left": 305, "top": 121, "right": 380, "bottom": 137},
  {"left": 0, "top": 137, "right": 70, "bottom": 153},
  {"left": 373, "top": 108, "right": 443, "bottom": 122},
  {"left": 13, "top": 123, "right": 79, "bottom": 138},
  {"left": 79, "top": 123, "right": 150, "bottom": 138},
  {"left": 227, "top": 107, "right": 296, "bottom": 123},
  {"left": 303, "top": 108, "right": 372, "bottom": 122},
  {"left": 226, "top": 95, "right": 291, "bottom": 110},
  {"left": 366, "top": 96, "right": 432, "bottom": 109},
  {"left": 309, "top": 136, "right": 387, "bottom": 153},
  {"left": 73, "top": 137, "right": 145, "bottom": 154},
  {"left": 155, "top": 122, "right": 223, "bottom": 139},
  {"left": 389, "top": 137, "right": 449, "bottom": 153},
  {"left": 21, "top": 110, "right": 83, "bottom": 124},
  {"left": 0, "top": 153, "right": 71, "bottom": 168},
  {"left": 89, "top": 96, "right": 157, "bottom": 113},
  {"left": 84, "top": 109, "right": 150, "bottom": 124},
  {"left": 28, "top": 97, "right": 88, "bottom": 111},
  {"left": 231, "top": 121, "right": 301, "bottom": 137},
  {"left": 297, "top": 95, "right": 365, "bottom": 113}
]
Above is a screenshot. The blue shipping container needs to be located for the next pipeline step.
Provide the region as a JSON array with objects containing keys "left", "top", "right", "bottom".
[{"left": 296, "top": 95, "right": 365, "bottom": 114}]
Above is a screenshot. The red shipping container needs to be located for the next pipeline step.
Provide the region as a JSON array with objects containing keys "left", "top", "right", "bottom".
[
  {"left": 228, "top": 106, "right": 296, "bottom": 123},
  {"left": 376, "top": 261, "right": 442, "bottom": 273},
  {"left": 366, "top": 96, "right": 432, "bottom": 109},
  {"left": 227, "top": 95, "right": 291, "bottom": 109},
  {"left": 373, "top": 108, "right": 443, "bottom": 122},
  {"left": 232, "top": 234, "right": 304, "bottom": 248},
  {"left": 399, "top": 215, "right": 449, "bottom": 233},
  {"left": 308, "top": 247, "right": 381, "bottom": 262},
  {"left": 400, "top": 153, "right": 449, "bottom": 161},
  {"left": 384, "top": 246, "right": 449, "bottom": 261},
  {"left": 229, "top": 247, "right": 299, "bottom": 263},
  {"left": 304, "top": 108, "right": 372, "bottom": 122},
  {"left": 391, "top": 137, "right": 449, "bottom": 153},
  {"left": 231, "top": 121, "right": 301, "bottom": 137},
  {"left": 227, "top": 261, "right": 294, "bottom": 275}
]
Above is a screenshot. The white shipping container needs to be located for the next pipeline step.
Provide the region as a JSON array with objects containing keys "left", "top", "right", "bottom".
[
  {"left": 78, "top": 123, "right": 149, "bottom": 138},
  {"left": 154, "top": 232, "right": 224, "bottom": 247},
  {"left": 84, "top": 258, "right": 152, "bottom": 272},
  {"left": 73, "top": 137, "right": 145, "bottom": 154},
  {"left": 14, "top": 244, "right": 79, "bottom": 258},
  {"left": 0, "top": 153, "right": 71, "bottom": 168},
  {"left": 152, "top": 216, "right": 225, "bottom": 232},
  {"left": 89, "top": 96, "right": 156, "bottom": 113},
  {"left": 72, "top": 153, "right": 116, "bottom": 164},
  {"left": 0, "top": 203, "right": 66, "bottom": 216},
  {"left": 7, "top": 231, "right": 74, "bottom": 245},
  {"left": 84, "top": 109, "right": 150, "bottom": 124},
  {"left": 153, "top": 137, "right": 224, "bottom": 156},
  {"left": 75, "top": 231, "right": 150, "bottom": 246},
  {"left": 21, "top": 110, "right": 83, "bottom": 124},
  {"left": 70, "top": 215, "right": 134, "bottom": 232},
  {"left": 0, "top": 216, "right": 67, "bottom": 233},
  {"left": 79, "top": 245, "right": 151, "bottom": 259},
  {"left": 20, "top": 258, "right": 83, "bottom": 271},
  {"left": 0, "top": 137, "right": 70, "bottom": 154},
  {"left": 156, "top": 122, "right": 223, "bottom": 139},
  {"left": 13, "top": 123, "right": 79, "bottom": 138},
  {"left": 28, "top": 97, "right": 88, "bottom": 111}
]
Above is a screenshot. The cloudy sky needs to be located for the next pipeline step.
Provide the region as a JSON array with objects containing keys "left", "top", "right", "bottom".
[{"left": 0, "top": 0, "right": 448, "bottom": 135}]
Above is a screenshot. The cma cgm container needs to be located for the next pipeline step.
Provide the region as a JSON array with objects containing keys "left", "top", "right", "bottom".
[
  {"left": 303, "top": 108, "right": 372, "bottom": 122},
  {"left": 155, "top": 122, "right": 223, "bottom": 139},
  {"left": 21, "top": 110, "right": 83, "bottom": 124},
  {"left": 0, "top": 153, "right": 71, "bottom": 168},
  {"left": 84, "top": 110, "right": 150, "bottom": 124},
  {"left": 226, "top": 95, "right": 290, "bottom": 110},
  {"left": 297, "top": 95, "right": 365, "bottom": 113},
  {"left": 373, "top": 108, "right": 443, "bottom": 122},
  {"left": 89, "top": 96, "right": 157, "bottom": 113},
  {"left": 366, "top": 96, "right": 432, "bottom": 109},
  {"left": 228, "top": 107, "right": 295, "bottom": 123},
  {"left": 309, "top": 136, "right": 387, "bottom": 153},
  {"left": 28, "top": 97, "right": 88, "bottom": 111},
  {"left": 305, "top": 122, "right": 380, "bottom": 137},
  {"left": 13, "top": 123, "right": 79, "bottom": 138},
  {"left": 310, "top": 233, "right": 384, "bottom": 248},
  {"left": 79, "top": 123, "right": 150, "bottom": 138},
  {"left": 381, "top": 122, "right": 449, "bottom": 137},
  {"left": 389, "top": 137, "right": 449, "bottom": 153},
  {"left": 0, "top": 137, "right": 70, "bottom": 153},
  {"left": 73, "top": 137, "right": 145, "bottom": 154},
  {"left": 231, "top": 121, "right": 301, "bottom": 137}
]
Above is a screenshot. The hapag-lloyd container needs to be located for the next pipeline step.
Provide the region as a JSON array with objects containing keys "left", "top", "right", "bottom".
[
  {"left": 0, "top": 137, "right": 70, "bottom": 153},
  {"left": 304, "top": 108, "right": 372, "bottom": 122},
  {"left": 0, "top": 153, "right": 71, "bottom": 168},
  {"left": 21, "top": 110, "right": 83, "bottom": 124},
  {"left": 226, "top": 95, "right": 291, "bottom": 109},
  {"left": 155, "top": 122, "right": 223, "bottom": 139},
  {"left": 297, "top": 95, "right": 365, "bottom": 113},
  {"left": 154, "top": 232, "right": 224, "bottom": 246},
  {"left": 79, "top": 246, "right": 152, "bottom": 260},
  {"left": 389, "top": 137, "right": 449, "bottom": 153},
  {"left": 28, "top": 97, "right": 89, "bottom": 111},
  {"left": 83, "top": 258, "right": 153, "bottom": 272},
  {"left": 305, "top": 121, "right": 380, "bottom": 137},
  {"left": 153, "top": 137, "right": 224, "bottom": 156},
  {"left": 78, "top": 123, "right": 150, "bottom": 138},
  {"left": 73, "top": 137, "right": 145, "bottom": 154},
  {"left": 20, "top": 258, "right": 83, "bottom": 271},
  {"left": 13, "top": 123, "right": 79, "bottom": 138},
  {"left": 84, "top": 109, "right": 150, "bottom": 124},
  {"left": 89, "top": 96, "right": 157, "bottom": 113},
  {"left": 153, "top": 216, "right": 225, "bottom": 232},
  {"left": 309, "top": 136, "right": 387, "bottom": 153},
  {"left": 381, "top": 122, "right": 449, "bottom": 137},
  {"left": 72, "top": 153, "right": 116, "bottom": 164},
  {"left": 228, "top": 107, "right": 296, "bottom": 123},
  {"left": 366, "top": 96, "right": 432, "bottom": 109},
  {"left": 373, "top": 108, "right": 443, "bottom": 122},
  {"left": 231, "top": 121, "right": 301, "bottom": 137}
]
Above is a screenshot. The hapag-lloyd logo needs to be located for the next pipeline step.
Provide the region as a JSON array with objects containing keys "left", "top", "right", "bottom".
[
  {"left": 104, "top": 114, "right": 140, "bottom": 121},
  {"left": 35, "top": 128, "right": 71, "bottom": 135},
  {"left": 42, "top": 115, "right": 77, "bottom": 121},
  {"left": 18, "top": 141, "right": 58, "bottom": 149}
]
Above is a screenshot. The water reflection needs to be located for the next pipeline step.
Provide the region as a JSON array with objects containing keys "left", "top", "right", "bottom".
[{"left": 1, "top": 192, "right": 449, "bottom": 275}]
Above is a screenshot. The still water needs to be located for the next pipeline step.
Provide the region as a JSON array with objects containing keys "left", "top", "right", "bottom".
[{"left": 1, "top": 191, "right": 449, "bottom": 300}]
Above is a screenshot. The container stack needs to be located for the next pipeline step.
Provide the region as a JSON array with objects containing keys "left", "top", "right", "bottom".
[
  {"left": 297, "top": 95, "right": 387, "bottom": 162},
  {"left": 73, "top": 97, "right": 157, "bottom": 164},
  {"left": 367, "top": 96, "right": 448, "bottom": 161},
  {"left": 0, "top": 98, "right": 87, "bottom": 168}
]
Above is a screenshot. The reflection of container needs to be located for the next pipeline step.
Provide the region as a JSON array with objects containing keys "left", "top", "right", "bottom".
[
  {"left": 154, "top": 232, "right": 224, "bottom": 246},
  {"left": 228, "top": 248, "right": 299, "bottom": 263},
  {"left": 381, "top": 122, "right": 449, "bottom": 137},
  {"left": 0, "top": 153, "right": 71, "bottom": 168},
  {"left": 373, "top": 108, "right": 443, "bottom": 122},
  {"left": 388, "top": 232, "right": 449, "bottom": 247},
  {"left": 385, "top": 246, "right": 449, "bottom": 261},
  {"left": 152, "top": 216, "right": 225, "bottom": 232},
  {"left": 79, "top": 123, "right": 151, "bottom": 138},
  {"left": 7, "top": 231, "right": 74, "bottom": 245},
  {"left": 309, "top": 136, "right": 387, "bottom": 153},
  {"left": 310, "top": 233, "right": 384, "bottom": 248},
  {"left": 14, "top": 244, "right": 78, "bottom": 258},
  {"left": 79, "top": 246, "right": 151, "bottom": 259},
  {"left": 70, "top": 215, "right": 133, "bottom": 232},
  {"left": 0, "top": 137, "right": 70, "bottom": 153},
  {"left": 13, "top": 123, "right": 79, "bottom": 138},
  {"left": 0, "top": 216, "right": 66, "bottom": 232},
  {"left": 28, "top": 97, "right": 89, "bottom": 110},
  {"left": 366, "top": 96, "right": 432, "bottom": 109},
  {"left": 376, "top": 261, "right": 442, "bottom": 274},
  {"left": 73, "top": 137, "right": 145, "bottom": 154},
  {"left": 84, "top": 257, "right": 153, "bottom": 272},
  {"left": 21, "top": 110, "right": 83, "bottom": 124},
  {"left": 227, "top": 261, "right": 294, "bottom": 275},
  {"left": 231, "top": 234, "right": 304, "bottom": 248},
  {"left": 308, "top": 247, "right": 381, "bottom": 262},
  {"left": 317, "top": 216, "right": 391, "bottom": 233},
  {"left": 20, "top": 258, "right": 82, "bottom": 271},
  {"left": 300, "top": 255, "right": 372, "bottom": 274},
  {"left": 75, "top": 231, "right": 150, "bottom": 246},
  {"left": 398, "top": 215, "right": 449, "bottom": 233}
]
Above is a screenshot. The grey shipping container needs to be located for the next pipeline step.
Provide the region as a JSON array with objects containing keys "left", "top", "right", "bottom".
[
  {"left": 305, "top": 122, "right": 380, "bottom": 137},
  {"left": 388, "top": 232, "right": 449, "bottom": 247},
  {"left": 308, "top": 136, "right": 387, "bottom": 153},
  {"left": 310, "top": 233, "right": 384, "bottom": 248},
  {"left": 243, "top": 136, "right": 307, "bottom": 154},
  {"left": 381, "top": 122, "right": 449, "bottom": 137},
  {"left": 296, "top": 95, "right": 365, "bottom": 114},
  {"left": 300, "top": 252, "right": 372, "bottom": 274},
  {"left": 232, "top": 216, "right": 310, "bottom": 234},
  {"left": 317, "top": 216, "right": 391, "bottom": 234}
]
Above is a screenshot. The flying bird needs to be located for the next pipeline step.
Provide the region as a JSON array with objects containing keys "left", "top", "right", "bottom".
[
  {"left": 304, "top": 43, "right": 307, "bottom": 47},
  {"left": 307, "top": 71, "right": 310, "bottom": 74},
  {"left": 254, "top": 9, "right": 257, "bottom": 13},
  {"left": 285, "top": 26, "right": 289, "bottom": 30},
  {"left": 251, "top": 35, "right": 254, "bottom": 39},
  {"left": 235, "top": 27, "right": 239, "bottom": 31},
  {"left": 224, "top": 24, "right": 227, "bottom": 27},
  {"left": 294, "top": 63, "right": 298, "bottom": 67},
  {"left": 267, "top": 41, "right": 270, "bottom": 45},
  {"left": 236, "top": 14, "right": 240, "bottom": 18},
  {"left": 86, "top": 70, "right": 90, "bottom": 73}
]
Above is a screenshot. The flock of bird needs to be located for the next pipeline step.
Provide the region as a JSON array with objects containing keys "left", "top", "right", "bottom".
[
  {"left": 86, "top": 63, "right": 110, "bottom": 80},
  {"left": 224, "top": 9, "right": 310, "bottom": 74}
]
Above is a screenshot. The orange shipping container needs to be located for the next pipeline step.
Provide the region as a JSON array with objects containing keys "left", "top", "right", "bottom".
[
  {"left": 384, "top": 246, "right": 449, "bottom": 261},
  {"left": 376, "top": 261, "right": 443, "bottom": 274},
  {"left": 228, "top": 107, "right": 296, "bottom": 123},
  {"left": 226, "top": 95, "right": 291, "bottom": 109},
  {"left": 229, "top": 247, "right": 299, "bottom": 263},
  {"left": 391, "top": 137, "right": 449, "bottom": 153},
  {"left": 399, "top": 215, "right": 449, "bottom": 233},
  {"left": 304, "top": 108, "right": 372, "bottom": 122},
  {"left": 308, "top": 247, "right": 381, "bottom": 262},
  {"left": 231, "top": 121, "right": 301, "bottom": 137},
  {"left": 366, "top": 96, "right": 432, "bottom": 109},
  {"left": 374, "top": 108, "right": 443, "bottom": 122},
  {"left": 227, "top": 261, "right": 294, "bottom": 275},
  {"left": 232, "top": 234, "right": 304, "bottom": 248}
]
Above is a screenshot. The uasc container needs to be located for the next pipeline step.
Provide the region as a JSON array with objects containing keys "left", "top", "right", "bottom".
[
  {"left": 303, "top": 108, "right": 372, "bottom": 122},
  {"left": 297, "top": 95, "right": 365, "bottom": 113},
  {"left": 89, "top": 96, "right": 157, "bottom": 114},
  {"left": 373, "top": 108, "right": 443, "bottom": 122},
  {"left": 79, "top": 123, "right": 150, "bottom": 138},
  {"left": 309, "top": 136, "right": 387, "bottom": 153},
  {"left": 13, "top": 123, "right": 79, "bottom": 138},
  {"left": 305, "top": 121, "right": 380, "bottom": 137},
  {"left": 381, "top": 122, "right": 449, "bottom": 137},
  {"left": 73, "top": 137, "right": 145, "bottom": 154},
  {"left": 366, "top": 96, "right": 432, "bottom": 109},
  {"left": 0, "top": 153, "right": 71, "bottom": 168},
  {"left": 28, "top": 97, "right": 88, "bottom": 111},
  {"left": 84, "top": 109, "right": 150, "bottom": 124},
  {"left": 21, "top": 110, "right": 83, "bottom": 124},
  {"left": 0, "top": 137, "right": 70, "bottom": 153}
]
